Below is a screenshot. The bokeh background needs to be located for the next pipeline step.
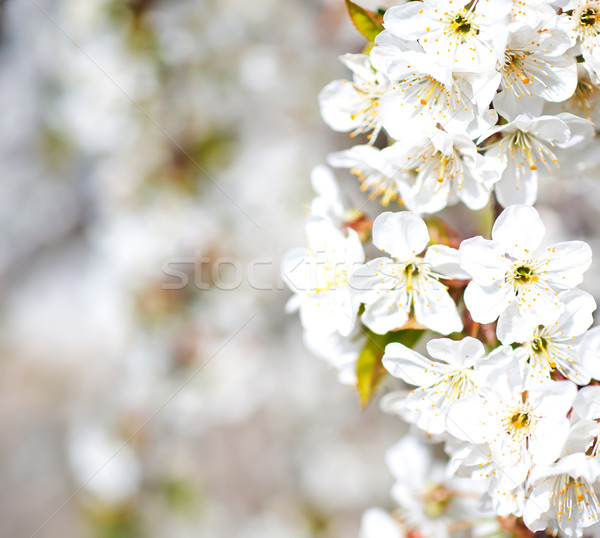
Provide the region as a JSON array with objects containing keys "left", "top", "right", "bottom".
[{"left": 0, "top": 1, "right": 404, "bottom": 537}]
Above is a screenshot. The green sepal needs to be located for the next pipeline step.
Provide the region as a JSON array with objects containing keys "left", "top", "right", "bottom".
[
  {"left": 345, "top": 0, "right": 385, "bottom": 43},
  {"left": 356, "top": 328, "right": 423, "bottom": 409}
]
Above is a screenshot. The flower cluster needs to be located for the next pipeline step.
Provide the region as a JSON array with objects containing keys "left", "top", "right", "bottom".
[
  {"left": 321, "top": 0, "right": 598, "bottom": 211},
  {"left": 286, "top": 1, "right": 600, "bottom": 536}
]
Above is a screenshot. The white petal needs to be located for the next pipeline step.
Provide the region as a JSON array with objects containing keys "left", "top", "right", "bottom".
[
  {"left": 553, "top": 289, "right": 596, "bottom": 337},
  {"left": 523, "top": 478, "right": 552, "bottom": 533},
  {"left": 542, "top": 241, "right": 592, "bottom": 288},
  {"left": 360, "top": 508, "right": 404, "bottom": 538},
  {"left": 493, "top": 88, "right": 544, "bottom": 121},
  {"left": 305, "top": 217, "right": 346, "bottom": 253},
  {"left": 455, "top": 162, "right": 495, "bottom": 210},
  {"left": 459, "top": 236, "right": 508, "bottom": 286},
  {"left": 318, "top": 79, "right": 364, "bottom": 132},
  {"left": 327, "top": 144, "right": 381, "bottom": 169},
  {"left": 492, "top": 204, "right": 545, "bottom": 256},
  {"left": 310, "top": 165, "right": 344, "bottom": 221},
  {"left": 496, "top": 301, "right": 537, "bottom": 345},
  {"left": 413, "top": 280, "right": 463, "bottom": 335},
  {"left": 494, "top": 160, "right": 539, "bottom": 207},
  {"left": 445, "top": 397, "right": 490, "bottom": 444},
  {"left": 372, "top": 211, "right": 429, "bottom": 259},
  {"left": 383, "top": 342, "right": 443, "bottom": 387},
  {"left": 361, "top": 294, "right": 411, "bottom": 335},
  {"left": 383, "top": 2, "right": 433, "bottom": 41},
  {"left": 580, "top": 327, "right": 600, "bottom": 381},
  {"left": 424, "top": 245, "right": 470, "bottom": 279},
  {"left": 348, "top": 257, "right": 397, "bottom": 302},
  {"left": 464, "top": 281, "right": 512, "bottom": 324},
  {"left": 528, "top": 115, "right": 571, "bottom": 144},
  {"left": 556, "top": 112, "right": 596, "bottom": 148},
  {"left": 426, "top": 336, "right": 485, "bottom": 368}
]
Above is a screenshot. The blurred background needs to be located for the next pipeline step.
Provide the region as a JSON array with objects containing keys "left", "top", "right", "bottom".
[{"left": 0, "top": 1, "right": 405, "bottom": 537}]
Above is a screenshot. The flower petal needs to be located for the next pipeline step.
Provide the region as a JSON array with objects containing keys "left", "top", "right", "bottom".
[
  {"left": 459, "top": 236, "right": 508, "bottom": 286},
  {"left": 372, "top": 211, "right": 429, "bottom": 259},
  {"left": 383, "top": 342, "right": 443, "bottom": 387},
  {"left": 492, "top": 205, "right": 545, "bottom": 256},
  {"left": 424, "top": 245, "right": 470, "bottom": 279},
  {"left": 541, "top": 241, "right": 592, "bottom": 288},
  {"left": 413, "top": 280, "right": 463, "bottom": 335},
  {"left": 464, "top": 281, "right": 512, "bottom": 324}
]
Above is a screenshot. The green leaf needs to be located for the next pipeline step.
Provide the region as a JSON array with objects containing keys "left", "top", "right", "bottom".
[
  {"left": 356, "top": 328, "right": 423, "bottom": 409},
  {"left": 345, "top": 0, "right": 384, "bottom": 43}
]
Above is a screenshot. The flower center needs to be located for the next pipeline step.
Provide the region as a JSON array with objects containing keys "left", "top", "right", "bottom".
[
  {"left": 529, "top": 327, "right": 558, "bottom": 370},
  {"left": 503, "top": 396, "right": 535, "bottom": 439},
  {"left": 511, "top": 131, "right": 539, "bottom": 171},
  {"left": 404, "top": 263, "right": 420, "bottom": 277},
  {"left": 531, "top": 336, "right": 548, "bottom": 354},
  {"left": 573, "top": 77, "right": 597, "bottom": 121},
  {"left": 306, "top": 250, "right": 349, "bottom": 296},
  {"left": 514, "top": 265, "right": 537, "bottom": 283},
  {"left": 552, "top": 476, "right": 600, "bottom": 528},
  {"left": 510, "top": 412, "right": 530, "bottom": 429},
  {"left": 503, "top": 50, "right": 531, "bottom": 86},
  {"left": 580, "top": 7, "right": 599, "bottom": 27},
  {"left": 422, "top": 484, "right": 452, "bottom": 519},
  {"left": 350, "top": 167, "right": 399, "bottom": 206},
  {"left": 451, "top": 14, "right": 472, "bottom": 34},
  {"left": 505, "top": 261, "right": 542, "bottom": 296},
  {"left": 447, "top": 10, "right": 478, "bottom": 42},
  {"left": 404, "top": 262, "right": 420, "bottom": 292}
]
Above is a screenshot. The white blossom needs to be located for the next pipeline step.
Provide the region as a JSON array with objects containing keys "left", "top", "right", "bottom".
[
  {"left": 459, "top": 204, "right": 592, "bottom": 325},
  {"left": 386, "top": 129, "right": 502, "bottom": 214},
  {"left": 558, "top": 1, "right": 600, "bottom": 79},
  {"left": 524, "top": 453, "right": 600, "bottom": 537},
  {"left": 359, "top": 508, "right": 406, "bottom": 538},
  {"left": 319, "top": 53, "right": 390, "bottom": 142},
  {"left": 349, "top": 211, "right": 465, "bottom": 335},
  {"left": 497, "top": 288, "right": 597, "bottom": 386},
  {"left": 447, "top": 353, "right": 577, "bottom": 492},
  {"left": 328, "top": 144, "right": 407, "bottom": 207},
  {"left": 373, "top": 46, "right": 478, "bottom": 138},
  {"left": 383, "top": 0, "right": 511, "bottom": 73},
  {"left": 385, "top": 435, "right": 496, "bottom": 537},
  {"left": 283, "top": 217, "right": 364, "bottom": 336},
  {"left": 493, "top": 22, "right": 577, "bottom": 119},
  {"left": 383, "top": 337, "right": 489, "bottom": 434},
  {"left": 482, "top": 113, "right": 594, "bottom": 206}
]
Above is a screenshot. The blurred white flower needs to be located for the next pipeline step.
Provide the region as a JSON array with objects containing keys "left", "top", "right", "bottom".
[
  {"left": 283, "top": 217, "right": 365, "bottom": 336},
  {"left": 359, "top": 508, "right": 405, "bottom": 538},
  {"left": 68, "top": 425, "right": 141, "bottom": 505}
]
